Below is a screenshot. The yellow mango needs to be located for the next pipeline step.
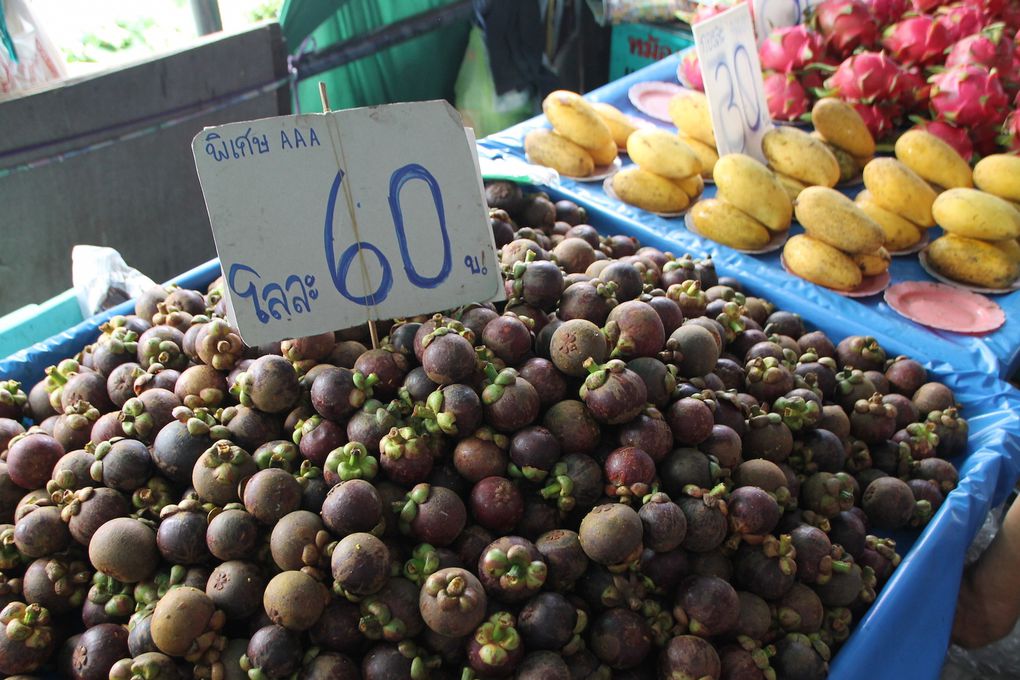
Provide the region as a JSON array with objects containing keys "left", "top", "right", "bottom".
[
  {"left": 775, "top": 173, "right": 808, "bottom": 202},
  {"left": 783, "top": 234, "right": 863, "bottom": 291},
  {"left": 853, "top": 248, "right": 891, "bottom": 276},
  {"left": 794, "top": 186, "right": 885, "bottom": 254},
  {"left": 689, "top": 199, "right": 772, "bottom": 250},
  {"left": 612, "top": 167, "right": 690, "bottom": 213},
  {"left": 542, "top": 90, "right": 613, "bottom": 149},
  {"left": 926, "top": 234, "right": 1020, "bottom": 289},
  {"left": 713, "top": 154, "right": 792, "bottom": 232},
  {"left": 811, "top": 98, "right": 875, "bottom": 158},
  {"left": 973, "top": 154, "right": 1020, "bottom": 202},
  {"left": 525, "top": 129, "right": 595, "bottom": 177},
  {"left": 862, "top": 158, "right": 937, "bottom": 228},
  {"left": 762, "top": 127, "right": 840, "bottom": 188},
  {"left": 675, "top": 174, "right": 705, "bottom": 201},
  {"left": 894, "top": 129, "right": 973, "bottom": 190},
  {"left": 586, "top": 139, "right": 619, "bottom": 166},
  {"left": 592, "top": 102, "right": 639, "bottom": 148},
  {"left": 932, "top": 188, "right": 1020, "bottom": 241},
  {"left": 854, "top": 194, "right": 925, "bottom": 252},
  {"left": 668, "top": 92, "right": 716, "bottom": 147},
  {"left": 679, "top": 134, "right": 719, "bottom": 179},
  {"left": 626, "top": 129, "right": 701, "bottom": 179}
]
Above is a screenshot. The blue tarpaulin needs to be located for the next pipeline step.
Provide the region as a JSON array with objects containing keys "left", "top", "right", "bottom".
[
  {"left": 480, "top": 52, "right": 1020, "bottom": 381},
  {"left": 2, "top": 56, "right": 1020, "bottom": 680}
]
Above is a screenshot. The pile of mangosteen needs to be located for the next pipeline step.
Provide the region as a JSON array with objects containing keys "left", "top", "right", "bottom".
[{"left": 0, "top": 181, "right": 965, "bottom": 680}]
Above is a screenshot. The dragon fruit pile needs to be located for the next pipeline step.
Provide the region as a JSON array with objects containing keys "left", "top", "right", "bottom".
[{"left": 682, "top": 0, "right": 1020, "bottom": 156}]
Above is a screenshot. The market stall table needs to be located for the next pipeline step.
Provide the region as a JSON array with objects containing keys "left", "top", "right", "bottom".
[
  {"left": 480, "top": 53, "right": 1020, "bottom": 381},
  {"left": 2, "top": 204, "right": 1018, "bottom": 680}
]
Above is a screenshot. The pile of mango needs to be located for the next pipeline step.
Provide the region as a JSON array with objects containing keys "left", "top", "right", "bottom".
[
  {"left": 926, "top": 154, "right": 1020, "bottom": 290},
  {"left": 525, "top": 91, "right": 623, "bottom": 178},
  {"left": 689, "top": 154, "right": 791, "bottom": 250},
  {"left": 611, "top": 129, "right": 705, "bottom": 213},
  {"left": 784, "top": 186, "right": 890, "bottom": 291}
]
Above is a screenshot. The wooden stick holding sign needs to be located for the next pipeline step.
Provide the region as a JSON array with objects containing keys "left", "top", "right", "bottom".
[
  {"left": 318, "top": 81, "right": 379, "bottom": 350},
  {"left": 693, "top": 3, "right": 774, "bottom": 163}
]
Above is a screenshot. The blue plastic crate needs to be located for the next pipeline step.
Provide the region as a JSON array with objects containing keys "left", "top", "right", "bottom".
[
  {"left": 0, "top": 259, "right": 222, "bottom": 386},
  {"left": 0, "top": 289, "right": 84, "bottom": 360}
]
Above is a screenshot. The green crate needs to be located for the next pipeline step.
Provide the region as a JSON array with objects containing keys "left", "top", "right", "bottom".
[{"left": 609, "top": 22, "right": 693, "bottom": 81}]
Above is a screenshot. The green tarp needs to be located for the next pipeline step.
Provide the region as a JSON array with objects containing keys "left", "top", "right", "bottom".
[{"left": 279, "top": 0, "right": 472, "bottom": 112}]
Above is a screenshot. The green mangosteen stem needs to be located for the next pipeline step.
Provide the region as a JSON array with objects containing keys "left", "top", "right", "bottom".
[{"left": 540, "top": 474, "right": 575, "bottom": 511}]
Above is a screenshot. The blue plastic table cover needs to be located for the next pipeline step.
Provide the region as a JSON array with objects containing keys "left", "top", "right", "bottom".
[
  {"left": 2, "top": 201, "right": 1014, "bottom": 679},
  {"left": 0, "top": 175, "right": 1017, "bottom": 680},
  {"left": 480, "top": 52, "right": 1020, "bottom": 380}
]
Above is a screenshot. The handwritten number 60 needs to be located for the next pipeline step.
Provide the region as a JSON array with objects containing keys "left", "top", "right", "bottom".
[{"left": 325, "top": 164, "right": 453, "bottom": 307}]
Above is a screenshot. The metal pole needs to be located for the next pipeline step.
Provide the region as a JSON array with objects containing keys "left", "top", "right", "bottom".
[{"left": 191, "top": 0, "right": 223, "bottom": 36}]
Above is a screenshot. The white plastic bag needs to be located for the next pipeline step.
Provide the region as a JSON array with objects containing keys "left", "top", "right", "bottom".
[
  {"left": 71, "top": 246, "right": 157, "bottom": 317},
  {"left": 0, "top": 0, "right": 66, "bottom": 96}
]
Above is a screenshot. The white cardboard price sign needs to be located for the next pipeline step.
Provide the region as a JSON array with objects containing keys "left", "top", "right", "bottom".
[
  {"left": 693, "top": 3, "right": 774, "bottom": 163},
  {"left": 751, "top": 0, "right": 824, "bottom": 44},
  {"left": 192, "top": 101, "right": 503, "bottom": 347}
]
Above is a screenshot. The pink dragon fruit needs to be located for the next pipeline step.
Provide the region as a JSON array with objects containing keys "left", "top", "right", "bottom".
[
  {"left": 814, "top": 0, "right": 880, "bottom": 56},
  {"left": 945, "top": 23, "right": 1014, "bottom": 73},
  {"left": 864, "top": 0, "right": 911, "bottom": 24},
  {"left": 910, "top": 118, "right": 975, "bottom": 159},
  {"left": 912, "top": 0, "right": 949, "bottom": 12},
  {"left": 764, "top": 72, "right": 811, "bottom": 120},
  {"left": 981, "top": 0, "right": 1006, "bottom": 19},
  {"left": 929, "top": 65, "right": 1009, "bottom": 127},
  {"left": 900, "top": 68, "right": 933, "bottom": 112},
  {"left": 853, "top": 102, "right": 900, "bottom": 138},
  {"left": 882, "top": 15, "right": 953, "bottom": 67},
  {"left": 800, "top": 66, "right": 831, "bottom": 92},
  {"left": 823, "top": 52, "right": 908, "bottom": 102},
  {"left": 935, "top": 3, "right": 988, "bottom": 42},
  {"left": 759, "top": 25, "right": 827, "bottom": 72},
  {"left": 999, "top": 108, "right": 1020, "bottom": 151},
  {"left": 679, "top": 51, "right": 705, "bottom": 91},
  {"left": 972, "top": 122, "right": 1005, "bottom": 155},
  {"left": 1001, "top": 3, "right": 1020, "bottom": 30}
]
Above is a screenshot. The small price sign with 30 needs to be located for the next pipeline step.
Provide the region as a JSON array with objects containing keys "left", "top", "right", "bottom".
[
  {"left": 693, "top": 3, "right": 774, "bottom": 163},
  {"left": 192, "top": 101, "right": 503, "bottom": 346}
]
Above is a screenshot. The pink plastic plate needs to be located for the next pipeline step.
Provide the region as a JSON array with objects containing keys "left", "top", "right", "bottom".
[
  {"left": 781, "top": 255, "right": 891, "bottom": 297},
  {"left": 885, "top": 281, "right": 1005, "bottom": 334},
  {"left": 685, "top": 212, "right": 787, "bottom": 254},
  {"left": 628, "top": 81, "right": 687, "bottom": 123}
]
